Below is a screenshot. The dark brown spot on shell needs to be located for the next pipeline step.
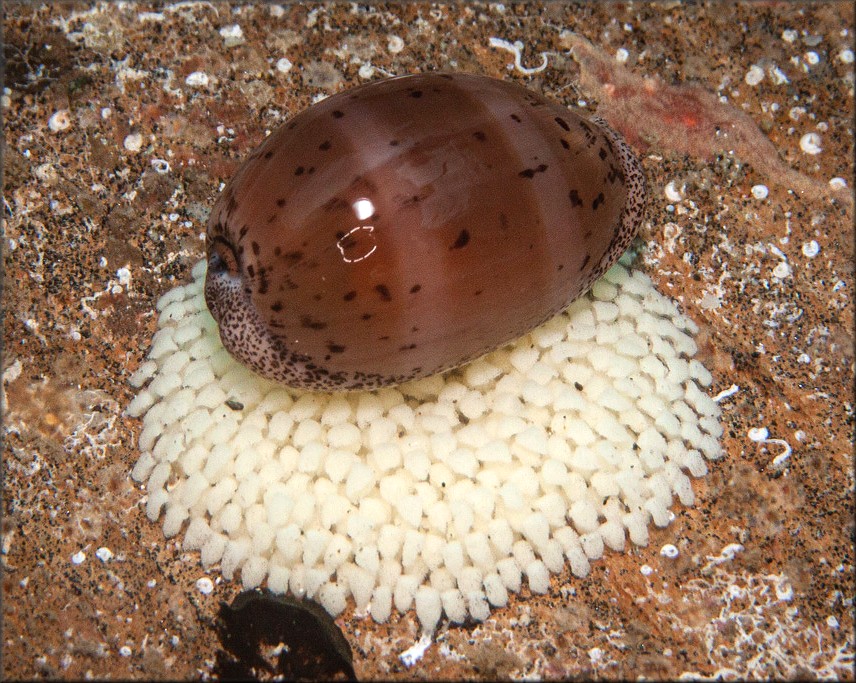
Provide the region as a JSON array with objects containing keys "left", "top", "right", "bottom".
[
  {"left": 301, "top": 315, "right": 327, "bottom": 330},
  {"left": 374, "top": 284, "right": 391, "bottom": 301},
  {"left": 450, "top": 229, "right": 470, "bottom": 249},
  {"left": 518, "top": 164, "right": 548, "bottom": 179}
]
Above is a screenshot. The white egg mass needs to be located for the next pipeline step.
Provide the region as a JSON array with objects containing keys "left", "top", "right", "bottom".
[{"left": 128, "top": 255, "right": 723, "bottom": 633}]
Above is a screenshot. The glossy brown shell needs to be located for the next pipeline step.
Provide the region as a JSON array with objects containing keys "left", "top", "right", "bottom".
[{"left": 205, "top": 72, "right": 646, "bottom": 391}]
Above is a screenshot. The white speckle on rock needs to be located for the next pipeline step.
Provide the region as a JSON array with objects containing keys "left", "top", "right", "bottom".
[
  {"left": 664, "top": 181, "right": 683, "bottom": 203},
  {"left": 804, "top": 51, "right": 820, "bottom": 66},
  {"left": 185, "top": 71, "right": 210, "bottom": 88},
  {"left": 615, "top": 48, "right": 629, "bottom": 63},
  {"left": 49, "top": 110, "right": 72, "bottom": 132},
  {"left": 123, "top": 132, "right": 144, "bottom": 152},
  {"left": 782, "top": 29, "right": 798, "bottom": 43},
  {"left": 827, "top": 615, "right": 840, "bottom": 629},
  {"left": 400, "top": 633, "right": 432, "bottom": 667},
  {"left": 745, "top": 64, "right": 765, "bottom": 85},
  {"left": 769, "top": 65, "right": 790, "bottom": 85},
  {"left": 3, "top": 359, "right": 22, "bottom": 385},
  {"left": 71, "top": 550, "right": 86, "bottom": 565},
  {"left": 387, "top": 35, "right": 405, "bottom": 54},
  {"left": 829, "top": 177, "right": 847, "bottom": 189},
  {"left": 704, "top": 543, "right": 744, "bottom": 571},
  {"left": 219, "top": 24, "right": 244, "bottom": 47},
  {"left": 95, "top": 547, "right": 113, "bottom": 562},
  {"left": 358, "top": 63, "right": 375, "bottom": 79},
  {"left": 35, "top": 163, "right": 58, "bottom": 183},
  {"left": 196, "top": 577, "right": 215, "bottom": 595},
  {"left": 660, "top": 544, "right": 679, "bottom": 559},
  {"left": 799, "top": 132, "right": 822, "bottom": 155},
  {"left": 276, "top": 57, "right": 293, "bottom": 73},
  {"left": 775, "top": 579, "right": 794, "bottom": 602},
  {"left": 138, "top": 11, "right": 165, "bottom": 23},
  {"left": 748, "top": 426, "right": 769, "bottom": 442},
  {"left": 802, "top": 240, "right": 820, "bottom": 258},
  {"left": 839, "top": 48, "right": 854, "bottom": 64},
  {"left": 151, "top": 159, "right": 170, "bottom": 174},
  {"left": 640, "top": 564, "right": 653, "bottom": 576},
  {"left": 750, "top": 184, "right": 769, "bottom": 200},
  {"left": 119, "top": 646, "right": 132, "bottom": 657},
  {"left": 772, "top": 261, "right": 790, "bottom": 279},
  {"left": 588, "top": 647, "right": 603, "bottom": 663},
  {"left": 489, "top": 37, "right": 548, "bottom": 74}
]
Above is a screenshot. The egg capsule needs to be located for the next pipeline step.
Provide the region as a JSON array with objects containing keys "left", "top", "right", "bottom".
[{"left": 205, "top": 72, "right": 646, "bottom": 391}]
